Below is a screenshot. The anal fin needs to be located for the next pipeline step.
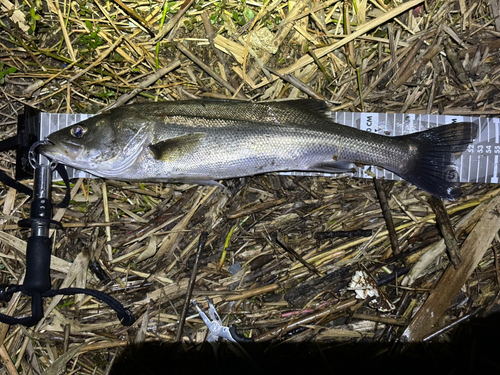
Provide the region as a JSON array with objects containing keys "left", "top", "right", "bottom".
[{"left": 308, "top": 161, "right": 356, "bottom": 174}]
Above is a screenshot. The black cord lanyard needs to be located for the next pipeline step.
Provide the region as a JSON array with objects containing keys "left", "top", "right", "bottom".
[{"left": 0, "top": 135, "right": 135, "bottom": 327}]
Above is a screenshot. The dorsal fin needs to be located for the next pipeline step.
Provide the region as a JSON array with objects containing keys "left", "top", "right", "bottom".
[{"left": 276, "top": 99, "right": 329, "bottom": 115}]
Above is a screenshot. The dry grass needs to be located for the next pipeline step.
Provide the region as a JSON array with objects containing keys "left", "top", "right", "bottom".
[{"left": 1, "top": 0, "right": 500, "bottom": 373}]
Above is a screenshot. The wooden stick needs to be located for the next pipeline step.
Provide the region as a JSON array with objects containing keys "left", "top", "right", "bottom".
[
  {"left": 176, "top": 232, "right": 207, "bottom": 342},
  {"left": 0, "top": 345, "right": 18, "bottom": 375},
  {"left": 154, "top": 0, "right": 195, "bottom": 42},
  {"left": 374, "top": 178, "right": 400, "bottom": 256},
  {"left": 428, "top": 196, "right": 461, "bottom": 268},
  {"left": 253, "top": 298, "right": 357, "bottom": 342},
  {"left": 401, "top": 195, "right": 500, "bottom": 342},
  {"left": 112, "top": 0, "right": 155, "bottom": 37},
  {"left": 444, "top": 41, "right": 469, "bottom": 84},
  {"left": 225, "top": 283, "right": 280, "bottom": 302},
  {"left": 264, "top": 66, "right": 326, "bottom": 100},
  {"left": 393, "top": 40, "right": 441, "bottom": 88}
]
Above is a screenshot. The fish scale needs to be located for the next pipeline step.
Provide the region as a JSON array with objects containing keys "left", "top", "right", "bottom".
[{"left": 136, "top": 114, "right": 403, "bottom": 180}]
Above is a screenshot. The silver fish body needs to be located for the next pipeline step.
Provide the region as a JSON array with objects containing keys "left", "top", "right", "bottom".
[{"left": 40, "top": 100, "right": 478, "bottom": 200}]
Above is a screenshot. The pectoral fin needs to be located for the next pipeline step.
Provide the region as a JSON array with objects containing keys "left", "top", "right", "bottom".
[{"left": 148, "top": 133, "right": 206, "bottom": 161}]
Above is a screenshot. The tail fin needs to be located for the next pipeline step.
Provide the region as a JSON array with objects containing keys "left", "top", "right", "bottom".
[{"left": 395, "top": 122, "right": 478, "bottom": 201}]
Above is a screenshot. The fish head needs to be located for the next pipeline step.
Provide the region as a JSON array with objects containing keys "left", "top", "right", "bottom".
[{"left": 40, "top": 111, "right": 150, "bottom": 177}]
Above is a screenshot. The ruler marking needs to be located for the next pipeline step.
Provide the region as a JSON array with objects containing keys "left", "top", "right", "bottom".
[
  {"left": 476, "top": 156, "right": 480, "bottom": 182},
  {"left": 488, "top": 117, "right": 490, "bottom": 144},
  {"left": 485, "top": 156, "right": 489, "bottom": 183},
  {"left": 495, "top": 118, "right": 499, "bottom": 144},
  {"left": 460, "top": 153, "right": 464, "bottom": 183},
  {"left": 468, "top": 154, "right": 471, "bottom": 182},
  {"left": 492, "top": 155, "right": 499, "bottom": 184}
]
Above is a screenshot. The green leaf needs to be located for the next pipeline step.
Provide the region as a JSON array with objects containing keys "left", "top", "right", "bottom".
[
  {"left": 244, "top": 7, "right": 254, "bottom": 20},
  {"left": 0, "top": 66, "right": 17, "bottom": 84},
  {"left": 85, "top": 20, "right": 92, "bottom": 31}
]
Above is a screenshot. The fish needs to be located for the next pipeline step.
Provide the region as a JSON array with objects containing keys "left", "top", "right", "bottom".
[{"left": 40, "top": 99, "right": 478, "bottom": 200}]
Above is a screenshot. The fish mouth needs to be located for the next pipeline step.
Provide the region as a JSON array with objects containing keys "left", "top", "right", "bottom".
[{"left": 39, "top": 138, "right": 84, "bottom": 164}]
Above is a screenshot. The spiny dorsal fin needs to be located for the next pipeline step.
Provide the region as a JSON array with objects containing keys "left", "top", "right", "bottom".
[{"left": 279, "top": 99, "right": 329, "bottom": 114}]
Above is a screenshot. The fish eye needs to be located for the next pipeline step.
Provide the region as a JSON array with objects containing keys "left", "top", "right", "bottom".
[{"left": 70, "top": 125, "right": 87, "bottom": 138}]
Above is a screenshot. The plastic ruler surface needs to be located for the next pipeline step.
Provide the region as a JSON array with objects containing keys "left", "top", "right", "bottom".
[{"left": 38, "top": 111, "right": 495, "bottom": 184}]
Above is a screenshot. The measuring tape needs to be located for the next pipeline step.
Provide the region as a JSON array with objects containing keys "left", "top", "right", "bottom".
[
  {"left": 331, "top": 112, "right": 494, "bottom": 184},
  {"left": 36, "top": 111, "right": 494, "bottom": 184}
]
